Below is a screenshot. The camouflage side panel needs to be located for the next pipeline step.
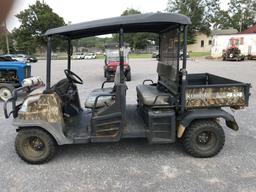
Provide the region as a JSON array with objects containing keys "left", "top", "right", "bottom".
[
  {"left": 18, "top": 93, "right": 64, "bottom": 124},
  {"left": 185, "top": 86, "right": 246, "bottom": 108}
]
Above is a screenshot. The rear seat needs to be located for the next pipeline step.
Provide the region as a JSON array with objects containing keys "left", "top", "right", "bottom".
[{"left": 136, "top": 84, "right": 171, "bottom": 106}]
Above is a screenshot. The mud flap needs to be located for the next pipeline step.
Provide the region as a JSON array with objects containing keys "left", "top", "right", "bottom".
[{"left": 226, "top": 120, "right": 239, "bottom": 131}]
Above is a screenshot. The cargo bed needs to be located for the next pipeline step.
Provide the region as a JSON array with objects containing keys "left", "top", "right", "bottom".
[{"left": 185, "top": 73, "right": 250, "bottom": 109}]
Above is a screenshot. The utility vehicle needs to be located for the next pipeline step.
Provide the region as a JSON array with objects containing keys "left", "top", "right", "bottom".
[
  {"left": 0, "top": 56, "right": 31, "bottom": 101},
  {"left": 4, "top": 13, "right": 251, "bottom": 164},
  {"left": 104, "top": 49, "right": 131, "bottom": 81},
  {"left": 223, "top": 47, "right": 245, "bottom": 61}
]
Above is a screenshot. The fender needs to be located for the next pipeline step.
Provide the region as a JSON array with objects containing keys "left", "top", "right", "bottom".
[
  {"left": 13, "top": 119, "right": 72, "bottom": 145},
  {"left": 177, "top": 109, "right": 239, "bottom": 138}
]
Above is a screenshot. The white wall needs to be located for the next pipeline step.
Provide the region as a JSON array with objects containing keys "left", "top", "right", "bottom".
[{"left": 211, "top": 34, "right": 256, "bottom": 58}]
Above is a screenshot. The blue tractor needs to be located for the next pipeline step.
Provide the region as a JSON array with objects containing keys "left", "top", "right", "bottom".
[{"left": 0, "top": 56, "right": 31, "bottom": 101}]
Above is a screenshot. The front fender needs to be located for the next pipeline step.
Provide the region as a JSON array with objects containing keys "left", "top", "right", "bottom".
[
  {"left": 13, "top": 119, "right": 72, "bottom": 145},
  {"left": 178, "top": 109, "right": 239, "bottom": 138}
]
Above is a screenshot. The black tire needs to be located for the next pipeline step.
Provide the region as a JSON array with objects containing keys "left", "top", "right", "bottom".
[
  {"left": 104, "top": 69, "right": 107, "bottom": 77},
  {"left": 105, "top": 71, "right": 111, "bottom": 81},
  {"left": 126, "top": 71, "right": 131, "bottom": 81},
  {"left": 0, "top": 84, "right": 14, "bottom": 101},
  {"left": 15, "top": 128, "right": 57, "bottom": 164},
  {"left": 182, "top": 120, "right": 225, "bottom": 158}
]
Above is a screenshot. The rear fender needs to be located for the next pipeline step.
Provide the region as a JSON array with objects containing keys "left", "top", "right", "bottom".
[{"left": 178, "top": 109, "right": 239, "bottom": 138}]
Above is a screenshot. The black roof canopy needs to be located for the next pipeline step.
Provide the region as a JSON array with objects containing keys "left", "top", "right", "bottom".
[{"left": 45, "top": 13, "right": 191, "bottom": 39}]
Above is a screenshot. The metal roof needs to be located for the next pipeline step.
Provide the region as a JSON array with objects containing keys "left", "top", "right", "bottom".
[
  {"left": 45, "top": 13, "right": 191, "bottom": 39},
  {"left": 212, "top": 28, "right": 238, "bottom": 36},
  {"left": 239, "top": 24, "right": 256, "bottom": 34}
]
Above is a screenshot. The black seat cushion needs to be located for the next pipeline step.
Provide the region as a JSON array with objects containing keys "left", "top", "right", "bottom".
[{"left": 136, "top": 84, "right": 171, "bottom": 106}]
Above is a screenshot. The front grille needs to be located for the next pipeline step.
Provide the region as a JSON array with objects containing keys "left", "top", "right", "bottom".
[{"left": 24, "top": 66, "right": 31, "bottom": 78}]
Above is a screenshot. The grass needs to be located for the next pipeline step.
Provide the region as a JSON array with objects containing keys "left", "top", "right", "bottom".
[
  {"left": 129, "top": 54, "right": 151, "bottom": 59},
  {"left": 189, "top": 52, "right": 210, "bottom": 58}
]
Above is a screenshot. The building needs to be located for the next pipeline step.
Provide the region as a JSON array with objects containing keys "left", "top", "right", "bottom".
[
  {"left": 211, "top": 26, "right": 256, "bottom": 58},
  {"left": 188, "top": 32, "right": 212, "bottom": 53}
]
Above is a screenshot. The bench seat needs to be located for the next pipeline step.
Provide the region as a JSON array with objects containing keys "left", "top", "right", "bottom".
[{"left": 136, "top": 84, "right": 171, "bottom": 106}]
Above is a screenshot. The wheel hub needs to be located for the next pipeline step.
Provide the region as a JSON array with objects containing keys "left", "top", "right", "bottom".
[
  {"left": 29, "top": 137, "right": 44, "bottom": 151},
  {"left": 197, "top": 132, "right": 211, "bottom": 144}
]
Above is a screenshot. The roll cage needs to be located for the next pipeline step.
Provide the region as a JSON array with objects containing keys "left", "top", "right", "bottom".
[{"left": 44, "top": 13, "right": 191, "bottom": 112}]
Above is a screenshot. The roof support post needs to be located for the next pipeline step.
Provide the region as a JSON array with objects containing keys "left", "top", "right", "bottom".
[
  {"left": 119, "top": 27, "right": 125, "bottom": 83},
  {"left": 67, "top": 39, "right": 71, "bottom": 70},
  {"left": 46, "top": 36, "right": 52, "bottom": 90},
  {"left": 177, "top": 26, "right": 181, "bottom": 74},
  {"left": 182, "top": 25, "right": 188, "bottom": 69}
]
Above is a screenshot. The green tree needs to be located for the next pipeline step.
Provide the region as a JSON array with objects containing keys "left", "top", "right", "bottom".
[
  {"left": 113, "top": 8, "right": 158, "bottom": 50},
  {"left": 12, "top": 1, "right": 65, "bottom": 54},
  {"left": 167, "top": 0, "right": 219, "bottom": 44},
  {"left": 213, "top": 0, "right": 256, "bottom": 31},
  {"left": 0, "top": 34, "right": 15, "bottom": 54}
]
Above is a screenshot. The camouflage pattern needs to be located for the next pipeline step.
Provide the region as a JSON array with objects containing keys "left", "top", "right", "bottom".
[
  {"left": 185, "top": 86, "right": 246, "bottom": 108},
  {"left": 18, "top": 93, "right": 64, "bottom": 124}
]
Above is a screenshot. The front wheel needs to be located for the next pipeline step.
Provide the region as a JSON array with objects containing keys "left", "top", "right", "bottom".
[
  {"left": 15, "top": 128, "right": 57, "bottom": 164},
  {"left": 182, "top": 120, "right": 225, "bottom": 158},
  {"left": 126, "top": 71, "right": 131, "bottom": 81}
]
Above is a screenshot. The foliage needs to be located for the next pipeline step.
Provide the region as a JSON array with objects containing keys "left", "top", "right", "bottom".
[
  {"left": 73, "top": 36, "right": 116, "bottom": 51},
  {"left": 12, "top": 1, "right": 65, "bottom": 54},
  {"left": 0, "top": 34, "right": 15, "bottom": 54},
  {"left": 113, "top": 8, "right": 158, "bottom": 50},
  {"left": 213, "top": 0, "right": 256, "bottom": 31},
  {"left": 166, "top": 0, "right": 219, "bottom": 44}
]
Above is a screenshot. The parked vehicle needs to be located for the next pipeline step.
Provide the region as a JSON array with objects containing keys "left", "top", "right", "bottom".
[
  {"left": 104, "top": 49, "right": 131, "bottom": 81},
  {"left": 13, "top": 54, "right": 28, "bottom": 63},
  {"left": 223, "top": 47, "right": 245, "bottom": 61},
  {"left": 4, "top": 13, "right": 251, "bottom": 164},
  {"left": 1, "top": 54, "right": 37, "bottom": 63},
  {"left": 72, "top": 53, "right": 85, "bottom": 60},
  {"left": 26, "top": 55, "right": 38, "bottom": 63},
  {"left": 0, "top": 56, "right": 31, "bottom": 101},
  {"left": 247, "top": 54, "right": 256, "bottom": 60},
  {"left": 151, "top": 51, "right": 159, "bottom": 58},
  {"left": 84, "top": 53, "right": 96, "bottom": 59}
]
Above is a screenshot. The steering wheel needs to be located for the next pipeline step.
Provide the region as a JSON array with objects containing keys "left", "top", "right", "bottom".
[{"left": 64, "top": 69, "right": 83, "bottom": 84}]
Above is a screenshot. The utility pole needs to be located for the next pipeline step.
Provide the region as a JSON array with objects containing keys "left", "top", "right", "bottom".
[{"left": 4, "top": 20, "right": 10, "bottom": 54}]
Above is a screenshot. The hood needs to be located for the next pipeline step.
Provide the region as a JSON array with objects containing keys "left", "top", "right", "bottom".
[{"left": 0, "top": 61, "right": 29, "bottom": 68}]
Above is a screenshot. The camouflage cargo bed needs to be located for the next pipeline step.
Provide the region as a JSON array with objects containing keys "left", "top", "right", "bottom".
[{"left": 185, "top": 73, "right": 250, "bottom": 109}]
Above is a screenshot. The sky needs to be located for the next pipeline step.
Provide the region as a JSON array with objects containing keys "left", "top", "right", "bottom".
[{"left": 6, "top": 0, "right": 229, "bottom": 31}]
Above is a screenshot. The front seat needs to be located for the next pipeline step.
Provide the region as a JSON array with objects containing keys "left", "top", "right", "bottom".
[{"left": 84, "top": 66, "right": 121, "bottom": 108}]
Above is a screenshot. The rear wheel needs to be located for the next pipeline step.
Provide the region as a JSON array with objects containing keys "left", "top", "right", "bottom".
[
  {"left": 182, "top": 120, "right": 225, "bottom": 158},
  {"left": 0, "top": 84, "right": 14, "bottom": 101},
  {"left": 15, "top": 128, "right": 57, "bottom": 164},
  {"left": 126, "top": 71, "right": 131, "bottom": 81}
]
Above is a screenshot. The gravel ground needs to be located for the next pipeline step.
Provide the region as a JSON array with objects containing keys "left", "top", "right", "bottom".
[{"left": 0, "top": 58, "right": 256, "bottom": 192}]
